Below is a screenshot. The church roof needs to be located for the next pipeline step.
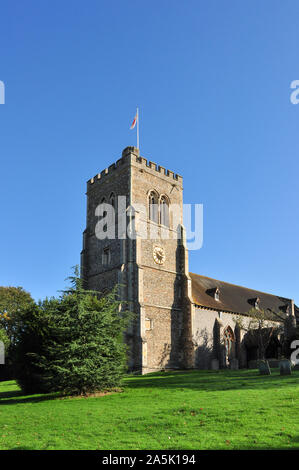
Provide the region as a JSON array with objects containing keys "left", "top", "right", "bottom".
[{"left": 189, "top": 272, "right": 294, "bottom": 320}]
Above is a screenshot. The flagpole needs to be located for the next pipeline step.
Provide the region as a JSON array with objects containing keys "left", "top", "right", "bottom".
[{"left": 137, "top": 107, "right": 139, "bottom": 150}]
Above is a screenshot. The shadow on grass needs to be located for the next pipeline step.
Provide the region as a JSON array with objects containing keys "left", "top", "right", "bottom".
[
  {"left": 1, "top": 369, "right": 298, "bottom": 404},
  {"left": 0, "top": 389, "right": 24, "bottom": 400},
  {"left": 125, "top": 369, "right": 299, "bottom": 393},
  {"left": 0, "top": 387, "right": 60, "bottom": 405}
]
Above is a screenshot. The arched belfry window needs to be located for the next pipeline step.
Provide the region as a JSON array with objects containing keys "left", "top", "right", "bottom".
[
  {"left": 109, "top": 192, "right": 116, "bottom": 226},
  {"left": 148, "top": 191, "right": 159, "bottom": 223},
  {"left": 100, "top": 197, "right": 107, "bottom": 217},
  {"left": 109, "top": 192, "right": 116, "bottom": 209},
  {"left": 99, "top": 196, "right": 107, "bottom": 233},
  {"left": 160, "top": 195, "right": 169, "bottom": 227},
  {"left": 224, "top": 326, "right": 235, "bottom": 357}
]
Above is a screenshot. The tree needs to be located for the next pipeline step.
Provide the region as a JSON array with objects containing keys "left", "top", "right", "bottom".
[
  {"left": 13, "top": 300, "right": 53, "bottom": 393},
  {"left": 0, "top": 286, "right": 35, "bottom": 346},
  {"left": 0, "top": 286, "right": 35, "bottom": 381},
  {"left": 0, "top": 327, "right": 9, "bottom": 353},
  {"left": 0, "top": 327, "right": 9, "bottom": 380},
  {"left": 14, "top": 268, "right": 132, "bottom": 395},
  {"left": 234, "top": 308, "right": 283, "bottom": 361}
]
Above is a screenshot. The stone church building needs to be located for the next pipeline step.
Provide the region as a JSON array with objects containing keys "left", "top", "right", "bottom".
[{"left": 81, "top": 146, "right": 298, "bottom": 374}]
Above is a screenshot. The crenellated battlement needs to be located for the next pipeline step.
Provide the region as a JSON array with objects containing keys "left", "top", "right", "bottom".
[{"left": 87, "top": 146, "right": 183, "bottom": 188}]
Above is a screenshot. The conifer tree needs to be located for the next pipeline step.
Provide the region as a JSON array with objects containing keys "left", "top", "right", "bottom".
[
  {"left": 13, "top": 300, "right": 55, "bottom": 393},
  {"left": 14, "top": 268, "right": 131, "bottom": 395},
  {"left": 36, "top": 268, "right": 131, "bottom": 395}
]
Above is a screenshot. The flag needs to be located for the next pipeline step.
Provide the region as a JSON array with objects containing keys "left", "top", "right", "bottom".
[{"left": 130, "top": 110, "right": 138, "bottom": 129}]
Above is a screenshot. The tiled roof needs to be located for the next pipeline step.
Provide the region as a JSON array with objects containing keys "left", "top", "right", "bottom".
[{"left": 190, "top": 272, "right": 294, "bottom": 320}]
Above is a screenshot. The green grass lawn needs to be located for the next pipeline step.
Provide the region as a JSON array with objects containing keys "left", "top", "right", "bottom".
[{"left": 0, "top": 369, "right": 298, "bottom": 450}]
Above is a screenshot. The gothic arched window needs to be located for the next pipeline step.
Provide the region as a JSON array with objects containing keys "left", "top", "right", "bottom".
[
  {"left": 99, "top": 197, "right": 107, "bottom": 217},
  {"left": 224, "top": 326, "right": 235, "bottom": 357},
  {"left": 99, "top": 197, "right": 108, "bottom": 232},
  {"left": 148, "top": 191, "right": 158, "bottom": 223},
  {"left": 160, "top": 195, "right": 169, "bottom": 227},
  {"left": 109, "top": 192, "right": 116, "bottom": 226},
  {"left": 109, "top": 192, "right": 116, "bottom": 209}
]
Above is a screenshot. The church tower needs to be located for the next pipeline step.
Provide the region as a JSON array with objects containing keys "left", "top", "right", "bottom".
[{"left": 81, "top": 146, "right": 193, "bottom": 373}]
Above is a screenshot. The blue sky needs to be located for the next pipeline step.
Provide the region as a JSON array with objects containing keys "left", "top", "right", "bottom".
[{"left": 0, "top": 0, "right": 298, "bottom": 304}]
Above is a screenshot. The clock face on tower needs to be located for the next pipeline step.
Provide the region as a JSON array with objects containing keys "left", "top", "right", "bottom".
[{"left": 153, "top": 245, "right": 166, "bottom": 265}]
